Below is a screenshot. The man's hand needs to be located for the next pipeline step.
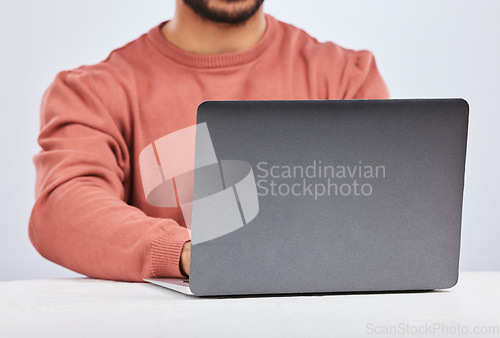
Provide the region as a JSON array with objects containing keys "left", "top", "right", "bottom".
[{"left": 180, "top": 241, "right": 191, "bottom": 276}]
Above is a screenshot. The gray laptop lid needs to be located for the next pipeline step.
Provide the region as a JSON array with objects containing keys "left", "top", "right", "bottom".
[{"left": 188, "top": 99, "right": 468, "bottom": 296}]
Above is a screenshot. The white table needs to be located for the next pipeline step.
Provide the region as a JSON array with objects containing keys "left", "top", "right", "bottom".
[{"left": 1, "top": 272, "right": 499, "bottom": 337}]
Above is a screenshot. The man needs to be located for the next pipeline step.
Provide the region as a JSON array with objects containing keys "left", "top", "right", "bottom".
[{"left": 29, "top": 0, "right": 389, "bottom": 281}]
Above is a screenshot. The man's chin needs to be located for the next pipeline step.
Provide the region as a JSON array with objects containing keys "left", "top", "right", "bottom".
[{"left": 183, "top": 0, "right": 264, "bottom": 25}]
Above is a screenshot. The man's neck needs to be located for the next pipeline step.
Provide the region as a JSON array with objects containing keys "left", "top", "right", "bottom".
[{"left": 161, "top": 2, "right": 266, "bottom": 55}]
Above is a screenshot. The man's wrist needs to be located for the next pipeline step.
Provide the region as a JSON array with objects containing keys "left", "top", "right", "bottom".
[{"left": 180, "top": 241, "right": 191, "bottom": 276}]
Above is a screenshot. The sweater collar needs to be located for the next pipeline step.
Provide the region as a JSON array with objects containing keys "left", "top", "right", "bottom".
[{"left": 147, "top": 14, "right": 277, "bottom": 69}]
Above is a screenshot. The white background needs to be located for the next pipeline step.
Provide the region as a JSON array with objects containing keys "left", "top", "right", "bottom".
[{"left": 0, "top": 0, "right": 498, "bottom": 281}]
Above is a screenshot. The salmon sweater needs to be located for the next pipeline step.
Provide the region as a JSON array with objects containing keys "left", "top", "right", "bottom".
[{"left": 29, "top": 15, "right": 389, "bottom": 282}]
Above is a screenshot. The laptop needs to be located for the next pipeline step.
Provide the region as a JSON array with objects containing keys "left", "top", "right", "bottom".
[{"left": 143, "top": 99, "right": 469, "bottom": 296}]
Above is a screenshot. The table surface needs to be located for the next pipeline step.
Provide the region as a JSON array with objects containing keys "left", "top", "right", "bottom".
[{"left": 1, "top": 272, "right": 499, "bottom": 337}]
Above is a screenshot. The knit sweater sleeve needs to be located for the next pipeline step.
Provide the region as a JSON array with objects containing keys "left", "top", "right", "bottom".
[
  {"left": 29, "top": 69, "right": 191, "bottom": 282},
  {"left": 342, "top": 50, "right": 390, "bottom": 100}
]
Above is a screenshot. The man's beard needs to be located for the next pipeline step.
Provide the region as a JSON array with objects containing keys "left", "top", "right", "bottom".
[{"left": 183, "top": 0, "right": 264, "bottom": 24}]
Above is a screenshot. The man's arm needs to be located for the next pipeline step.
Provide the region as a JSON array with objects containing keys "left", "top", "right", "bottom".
[
  {"left": 341, "top": 49, "right": 390, "bottom": 100},
  {"left": 29, "top": 69, "right": 191, "bottom": 282},
  {"left": 180, "top": 241, "right": 191, "bottom": 276}
]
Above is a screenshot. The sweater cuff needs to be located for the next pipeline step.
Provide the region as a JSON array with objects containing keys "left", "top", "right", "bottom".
[{"left": 151, "top": 225, "right": 191, "bottom": 278}]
